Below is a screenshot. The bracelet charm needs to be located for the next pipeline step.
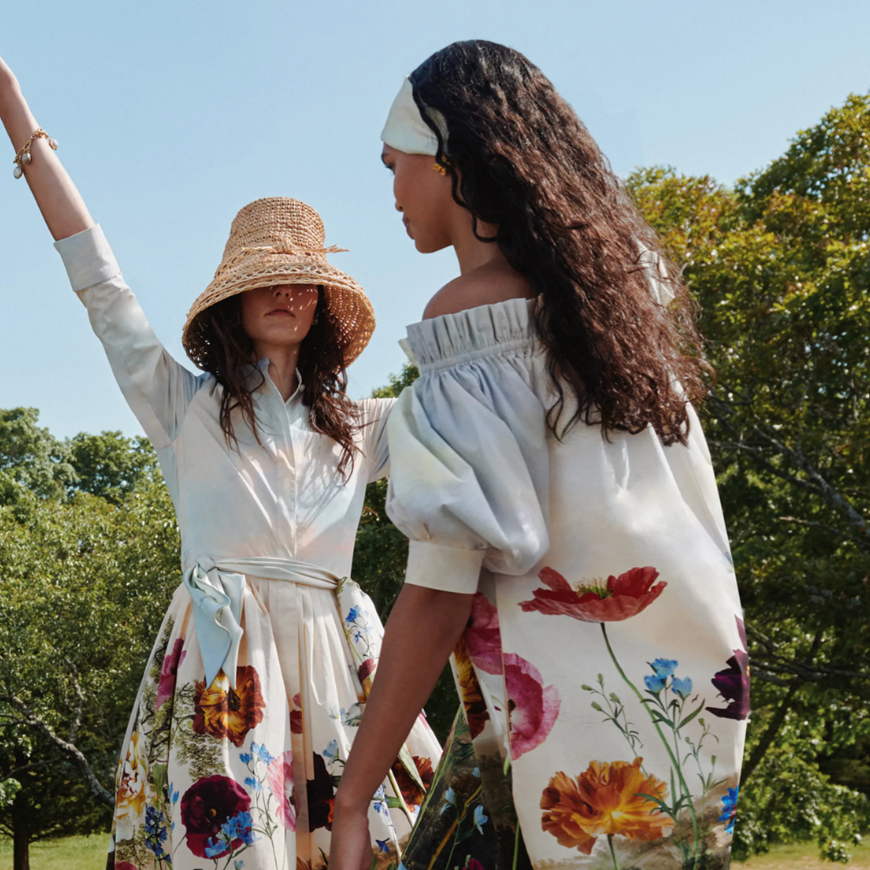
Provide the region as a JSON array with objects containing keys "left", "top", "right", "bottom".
[{"left": 13, "top": 128, "right": 57, "bottom": 179}]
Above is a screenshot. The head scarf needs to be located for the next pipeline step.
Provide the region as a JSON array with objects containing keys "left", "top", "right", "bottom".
[{"left": 381, "top": 77, "right": 449, "bottom": 157}]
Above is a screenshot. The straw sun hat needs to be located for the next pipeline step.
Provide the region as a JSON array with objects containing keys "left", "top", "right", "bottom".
[{"left": 182, "top": 197, "right": 375, "bottom": 369}]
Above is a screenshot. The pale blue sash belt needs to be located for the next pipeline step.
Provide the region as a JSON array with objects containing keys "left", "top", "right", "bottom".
[{"left": 182, "top": 556, "right": 340, "bottom": 688}]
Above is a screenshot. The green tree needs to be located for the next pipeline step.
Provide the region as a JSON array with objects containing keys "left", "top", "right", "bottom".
[
  {"left": 67, "top": 430, "right": 158, "bottom": 504},
  {"left": 627, "top": 91, "right": 870, "bottom": 860},
  {"left": 0, "top": 408, "right": 75, "bottom": 505},
  {"left": 0, "top": 478, "right": 180, "bottom": 869}
]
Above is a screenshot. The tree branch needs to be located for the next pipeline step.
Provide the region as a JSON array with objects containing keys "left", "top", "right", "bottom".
[{"left": 0, "top": 694, "right": 113, "bottom": 807}]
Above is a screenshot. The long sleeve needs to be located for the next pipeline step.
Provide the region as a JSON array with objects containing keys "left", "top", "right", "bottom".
[
  {"left": 55, "top": 225, "right": 201, "bottom": 449},
  {"left": 355, "top": 397, "right": 396, "bottom": 483},
  {"left": 385, "top": 327, "right": 551, "bottom": 595}
]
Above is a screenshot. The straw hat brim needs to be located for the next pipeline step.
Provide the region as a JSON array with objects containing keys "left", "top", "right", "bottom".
[{"left": 182, "top": 251, "right": 375, "bottom": 370}]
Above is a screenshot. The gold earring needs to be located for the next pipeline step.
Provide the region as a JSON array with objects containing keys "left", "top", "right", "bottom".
[{"left": 432, "top": 162, "right": 447, "bottom": 177}]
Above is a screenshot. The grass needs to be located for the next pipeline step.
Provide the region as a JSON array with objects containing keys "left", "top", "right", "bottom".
[
  {"left": 0, "top": 833, "right": 108, "bottom": 870},
  {"left": 736, "top": 840, "right": 870, "bottom": 870},
  {"left": 1, "top": 835, "right": 869, "bottom": 869}
]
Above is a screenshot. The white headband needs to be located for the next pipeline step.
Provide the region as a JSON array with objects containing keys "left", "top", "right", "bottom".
[{"left": 381, "top": 77, "right": 449, "bottom": 157}]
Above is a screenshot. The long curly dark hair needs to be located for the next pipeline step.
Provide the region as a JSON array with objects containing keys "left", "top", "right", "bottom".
[
  {"left": 199, "top": 288, "right": 360, "bottom": 477},
  {"left": 409, "top": 40, "right": 708, "bottom": 444}
]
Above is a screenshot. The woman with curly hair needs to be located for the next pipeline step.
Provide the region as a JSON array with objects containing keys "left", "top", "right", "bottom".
[
  {"left": 331, "top": 41, "right": 747, "bottom": 870},
  {"left": 0, "top": 54, "right": 440, "bottom": 870}
]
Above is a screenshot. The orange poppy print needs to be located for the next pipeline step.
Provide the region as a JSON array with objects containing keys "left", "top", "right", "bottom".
[
  {"left": 541, "top": 758, "right": 673, "bottom": 854},
  {"left": 193, "top": 665, "right": 266, "bottom": 747}
]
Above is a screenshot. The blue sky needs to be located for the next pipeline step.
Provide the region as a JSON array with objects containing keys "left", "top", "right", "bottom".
[{"left": 2, "top": 0, "right": 869, "bottom": 440}]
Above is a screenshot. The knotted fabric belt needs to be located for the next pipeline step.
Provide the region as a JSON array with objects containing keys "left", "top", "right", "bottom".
[{"left": 182, "top": 556, "right": 340, "bottom": 688}]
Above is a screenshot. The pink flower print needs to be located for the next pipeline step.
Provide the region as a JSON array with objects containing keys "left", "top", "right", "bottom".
[
  {"left": 266, "top": 750, "right": 296, "bottom": 831},
  {"left": 155, "top": 638, "right": 186, "bottom": 711},
  {"left": 465, "top": 592, "right": 503, "bottom": 675},
  {"left": 520, "top": 566, "right": 667, "bottom": 623},
  {"left": 504, "top": 653, "right": 560, "bottom": 758}
]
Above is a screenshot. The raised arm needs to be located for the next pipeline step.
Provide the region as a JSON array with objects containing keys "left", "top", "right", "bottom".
[
  {"left": 0, "top": 55, "right": 93, "bottom": 240},
  {"left": 0, "top": 55, "right": 199, "bottom": 452}
]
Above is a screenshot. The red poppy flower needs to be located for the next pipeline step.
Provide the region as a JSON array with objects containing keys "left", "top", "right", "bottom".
[
  {"left": 520, "top": 566, "right": 667, "bottom": 623},
  {"left": 180, "top": 774, "right": 250, "bottom": 858}
]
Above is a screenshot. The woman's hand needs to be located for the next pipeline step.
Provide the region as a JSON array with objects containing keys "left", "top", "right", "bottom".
[{"left": 329, "top": 801, "right": 372, "bottom": 870}]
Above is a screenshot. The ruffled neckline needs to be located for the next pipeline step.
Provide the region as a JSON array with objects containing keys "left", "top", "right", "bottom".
[{"left": 401, "top": 298, "right": 536, "bottom": 370}]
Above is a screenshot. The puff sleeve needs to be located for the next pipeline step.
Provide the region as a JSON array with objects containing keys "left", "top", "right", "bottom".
[
  {"left": 55, "top": 225, "right": 201, "bottom": 449},
  {"left": 385, "top": 346, "right": 550, "bottom": 595}
]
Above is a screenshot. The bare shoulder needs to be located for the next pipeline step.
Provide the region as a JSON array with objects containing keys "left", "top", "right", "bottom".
[{"left": 422, "top": 265, "right": 534, "bottom": 320}]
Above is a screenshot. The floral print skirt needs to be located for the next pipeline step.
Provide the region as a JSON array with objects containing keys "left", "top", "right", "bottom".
[
  {"left": 109, "top": 574, "right": 441, "bottom": 870},
  {"left": 402, "top": 564, "right": 747, "bottom": 870}
]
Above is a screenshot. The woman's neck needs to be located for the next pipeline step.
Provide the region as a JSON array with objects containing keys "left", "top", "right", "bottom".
[
  {"left": 255, "top": 343, "right": 301, "bottom": 401},
  {"left": 450, "top": 213, "right": 510, "bottom": 276}
]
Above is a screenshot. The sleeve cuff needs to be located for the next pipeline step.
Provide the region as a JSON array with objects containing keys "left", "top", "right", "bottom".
[
  {"left": 405, "top": 540, "right": 485, "bottom": 595},
  {"left": 54, "top": 224, "right": 121, "bottom": 292}
]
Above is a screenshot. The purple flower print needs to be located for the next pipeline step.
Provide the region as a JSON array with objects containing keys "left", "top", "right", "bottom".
[{"left": 707, "top": 617, "right": 750, "bottom": 721}]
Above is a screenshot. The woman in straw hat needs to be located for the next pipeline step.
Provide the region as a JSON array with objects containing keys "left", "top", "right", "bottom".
[
  {"left": 0, "top": 56, "right": 440, "bottom": 870},
  {"left": 329, "top": 40, "right": 746, "bottom": 870}
]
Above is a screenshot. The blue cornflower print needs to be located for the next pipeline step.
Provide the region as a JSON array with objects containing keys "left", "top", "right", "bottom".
[
  {"left": 376, "top": 839, "right": 391, "bottom": 853},
  {"left": 323, "top": 739, "right": 339, "bottom": 759},
  {"left": 169, "top": 783, "right": 180, "bottom": 804},
  {"left": 255, "top": 743, "right": 274, "bottom": 765},
  {"left": 346, "top": 606, "right": 361, "bottom": 623},
  {"left": 440, "top": 787, "right": 457, "bottom": 815},
  {"left": 719, "top": 786, "right": 739, "bottom": 834},
  {"left": 672, "top": 676, "right": 693, "bottom": 699},
  {"left": 473, "top": 804, "right": 488, "bottom": 834},
  {"left": 244, "top": 776, "right": 261, "bottom": 791},
  {"left": 239, "top": 752, "right": 253, "bottom": 765},
  {"left": 205, "top": 837, "right": 229, "bottom": 858},
  {"left": 644, "top": 674, "right": 667, "bottom": 693},
  {"left": 649, "top": 658, "right": 678, "bottom": 678}
]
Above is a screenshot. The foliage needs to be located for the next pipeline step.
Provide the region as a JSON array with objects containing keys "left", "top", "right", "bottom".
[
  {"left": 67, "top": 430, "right": 158, "bottom": 504},
  {"left": 0, "top": 408, "right": 75, "bottom": 504},
  {"left": 0, "top": 473, "right": 180, "bottom": 857},
  {"left": 627, "top": 91, "right": 870, "bottom": 859}
]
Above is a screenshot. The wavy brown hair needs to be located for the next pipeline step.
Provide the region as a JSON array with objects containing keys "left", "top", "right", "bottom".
[
  {"left": 199, "top": 289, "right": 360, "bottom": 477},
  {"left": 409, "top": 40, "right": 708, "bottom": 444}
]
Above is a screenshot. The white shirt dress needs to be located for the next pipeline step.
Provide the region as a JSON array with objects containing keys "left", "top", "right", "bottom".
[
  {"left": 386, "top": 298, "right": 747, "bottom": 870},
  {"left": 55, "top": 225, "right": 441, "bottom": 870}
]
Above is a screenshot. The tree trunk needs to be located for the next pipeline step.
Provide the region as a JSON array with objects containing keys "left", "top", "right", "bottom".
[
  {"left": 10, "top": 789, "right": 31, "bottom": 870},
  {"left": 12, "top": 824, "right": 30, "bottom": 870}
]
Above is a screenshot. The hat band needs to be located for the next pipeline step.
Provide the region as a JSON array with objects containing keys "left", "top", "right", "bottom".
[{"left": 213, "top": 244, "right": 348, "bottom": 280}]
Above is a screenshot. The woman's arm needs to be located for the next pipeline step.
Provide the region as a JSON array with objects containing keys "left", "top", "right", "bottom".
[
  {"left": 330, "top": 583, "right": 473, "bottom": 870},
  {"left": 0, "top": 55, "right": 93, "bottom": 240}
]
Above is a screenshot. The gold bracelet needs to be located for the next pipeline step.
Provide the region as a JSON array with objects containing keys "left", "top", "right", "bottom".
[{"left": 13, "top": 128, "right": 58, "bottom": 179}]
